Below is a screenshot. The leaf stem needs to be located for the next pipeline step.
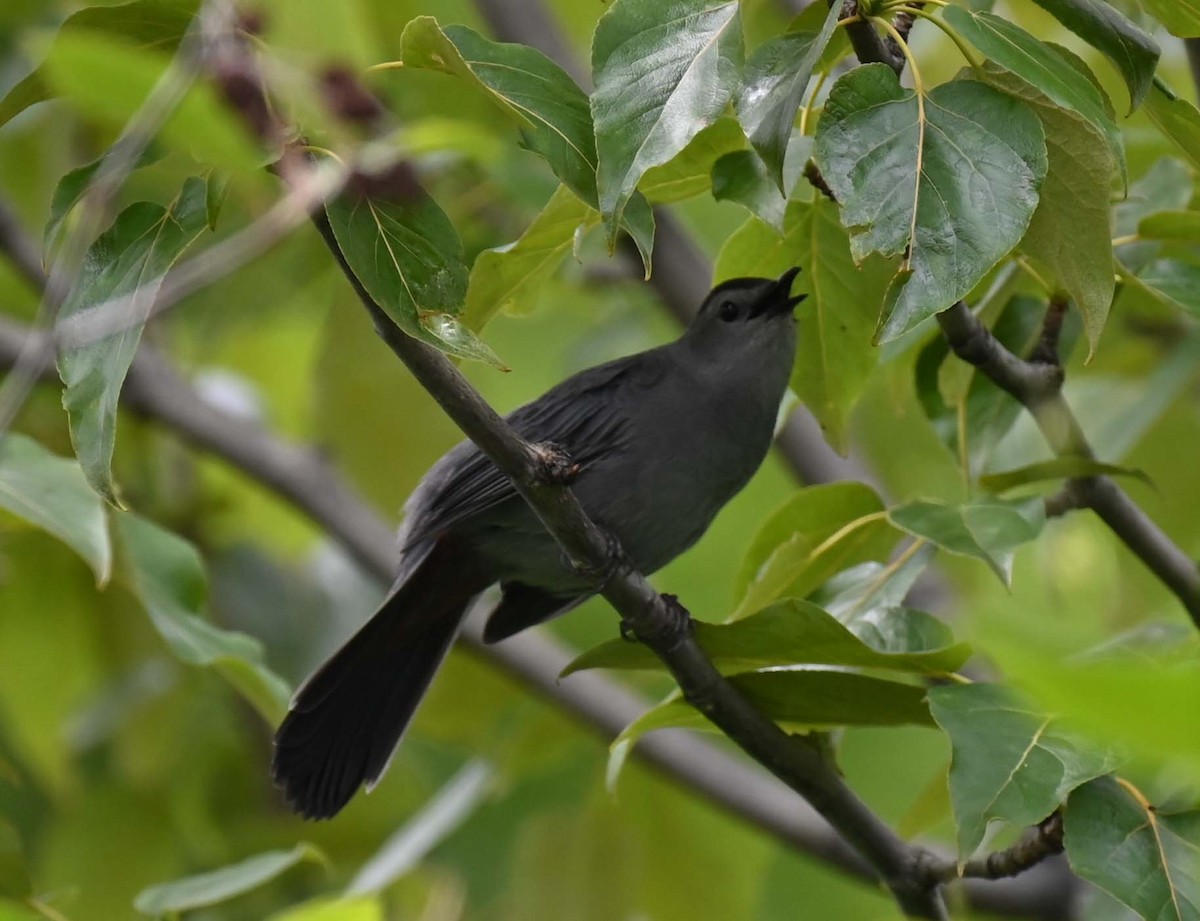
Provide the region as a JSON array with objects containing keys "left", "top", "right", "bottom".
[{"left": 904, "top": 7, "right": 984, "bottom": 73}]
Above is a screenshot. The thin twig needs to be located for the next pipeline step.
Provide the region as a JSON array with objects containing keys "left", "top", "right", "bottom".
[{"left": 923, "top": 813, "right": 1065, "bottom": 884}]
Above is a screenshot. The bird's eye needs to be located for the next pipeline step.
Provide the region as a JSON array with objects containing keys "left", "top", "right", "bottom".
[{"left": 718, "top": 301, "right": 739, "bottom": 322}]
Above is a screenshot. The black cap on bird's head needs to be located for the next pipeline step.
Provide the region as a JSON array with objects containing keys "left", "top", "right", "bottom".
[
  {"left": 693, "top": 267, "right": 805, "bottom": 327},
  {"left": 682, "top": 267, "right": 804, "bottom": 371}
]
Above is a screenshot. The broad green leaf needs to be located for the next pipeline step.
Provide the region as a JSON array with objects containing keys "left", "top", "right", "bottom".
[
  {"left": 1027, "top": 0, "right": 1159, "bottom": 110},
  {"left": 266, "top": 898, "right": 382, "bottom": 921},
  {"left": 591, "top": 0, "right": 742, "bottom": 246},
  {"left": 57, "top": 177, "right": 210, "bottom": 505},
  {"left": 888, "top": 498, "right": 1044, "bottom": 585},
  {"left": 0, "top": 434, "right": 111, "bottom": 584},
  {"left": 1115, "top": 158, "right": 1194, "bottom": 273},
  {"left": 812, "top": 543, "right": 938, "bottom": 622},
  {"left": 134, "top": 844, "right": 322, "bottom": 915},
  {"left": 980, "top": 458, "right": 1150, "bottom": 494},
  {"left": 464, "top": 185, "right": 592, "bottom": 329},
  {"left": 979, "top": 65, "right": 1116, "bottom": 354},
  {"left": 1065, "top": 777, "right": 1200, "bottom": 920},
  {"left": 324, "top": 180, "right": 501, "bottom": 367},
  {"left": 116, "top": 513, "right": 291, "bottom": 723},
  {"left": 734, "top": 482, "right": 897, "bottom": 617},
  {"left": 562, "top": 598, "right": 968, "bottom": 676},
  {"left": 639, "top": 117, "right": 747, "bottom": 204},
  {"left": 1144, "top": 81, "right": 1200, "bottom": 172},
  {"left": 42, "top": 31, "right": 260, "bottom": 174},
  {"left": 930, "top": 684, "right": 1120, "bottom": 860},
  {"left": 0, "top": 0, "right": 197, "bottom": 129},
  {"left": 1138, "top": 211, "right": 1200, "bottom": 242},
  {"left": 715, "top": 199, "right": 893, "bottom": 450},
  {"left": 946, "top": 9, "right": 1123, "bottom": 175},
  {"left": 1130, "top": 260, "right": 1200, "bottom": 318},
  {"left": 711, "top": 150, "right": 787, "bottom": 230},
  {"left": 735, "top": 0, "right": 841, "bottom": 190},
  {"left": 618, "top": 670, "right": 935, "bottom": 745},
  {"left": 814, "top": 66, "right": 1047, "bottom": 342},
  {"left": 399, "top": 17, "right": 654, "bottom": 271},
  {"left": 1135, "top": 0, "right": 1200, "bottom": 38}
]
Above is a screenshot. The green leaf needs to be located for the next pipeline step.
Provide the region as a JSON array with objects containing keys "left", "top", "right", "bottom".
[
  {"left": 562, "top": 598, "right": 969, "bottom": 676},
  {"left": 977, "top": 65, "right": 1116, "bottom": 354},
  {"left": 1026, "top": 0, "right": 1159, "bottom": 110},
  {"left": 116, "top": 513, "right": 291, "bottom": 723},
  {"left": 814, "top": 66, "right": 1047, "bottom": 342},
  {"left": 1144, "top": 82, "right": 1200, "bottom": 172},
  {"left": 0, "top": 434, "right": 111, "bottom": 584},
  {"left": 734, "top": 482, "right": 897, "bottom": 617},
  {"left": 1065, "top": 777, "right": 1200, "bottom": 920},
  {"left": 591, "top": 0, "right": 742, "bottom": 247},
  {"left": 133, "top": 844, "right": 322, "bottom": 915},
  {"left": 1115, "top": 158, "right": 1194, "bottom": 275},
  {"left": 1138, "top": 210, "right": 1200, "bottom": 242},
  {"left": 57, "top": 177, "right": 210, "bottom": 505},
  {"left": 464, "top": 185, "right": 593, "bottom": 329},
  {"left": 945, "top": 10, "right": 1123, "bottom": 174},
  {"left": 980, "top": 458, "right": 1150, "bottom": 493},
  {"left": 399, "top": 17, "right": 655, "bottom": 272},
  {"left": 266, "top": 898, "right": 382, "bottom": 921},
  {"left": 639, "top": 117, "right": 748, "bottom": 204},
  {"left": 888, "top": 498, "right": 1044, "bottom": 585},
  {"left": 42, "top": 31, "right": 260, "bottom": 174},
  {"left": 735, "top": 0, "right": 841, "bottom": 190},
  {"left": 618, "top": 670, "right": 936, "bottom": 745},
  {"left": 711, "top": 150, "right": 787, "bottom": 231},
  {"left": 0, "top": 0, "right": 198, "bottom": 129},
  {"left": 1134, "top": 0, "right": 1200, "bottom": 38},
  {"left": 1130, "top": 259, "right": 1200, "bottom": 318},
  {"left": 324, "top": 179, "right": 502, "bottom": 367},
  {"left": 929, "top": 684, "right": 1120, "bottom": 859}
]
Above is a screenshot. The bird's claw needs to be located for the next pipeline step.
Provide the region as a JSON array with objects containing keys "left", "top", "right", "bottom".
[
  {"left": 622, "top": 593, "right": 694, "bottom": 649},
  {"left": 560, "top": 527, "right": 629, "bottom": 589},
  {"left": 531, "top": 442, "right": 582, "bottom": 485}
]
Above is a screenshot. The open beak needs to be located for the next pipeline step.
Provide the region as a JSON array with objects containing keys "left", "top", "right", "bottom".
[{"left": 766, "top": 266, "right": 805, "bottom": 316}]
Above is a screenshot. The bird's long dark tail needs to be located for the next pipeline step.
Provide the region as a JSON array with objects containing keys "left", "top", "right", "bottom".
[{"left": 272, "top": 541, "right": 481, "bottom": 819}]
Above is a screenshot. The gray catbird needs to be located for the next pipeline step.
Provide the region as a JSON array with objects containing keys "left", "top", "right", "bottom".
[{"left": 273, "top": 267, "right": 804, "bottom": 818}]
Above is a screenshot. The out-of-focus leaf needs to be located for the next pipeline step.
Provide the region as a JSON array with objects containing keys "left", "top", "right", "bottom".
[
  {"left": 980, "top": 65, "right": 1115, "bottom": 354},
  {"left": 735, "top": 0, "right": 841, "bottom": 189},
  {"left": 1144, "top": 81, "right": 1200, "bottom": 171},
  {"left": 889, "top": 498, "right": 1044, "bottom": 585},
  {"left": 266, "top": 898, "right": 382, "bottom": 921},
  {"left": 1114, "top": 158, "right": 1193, "bottom": 272},
  {"left": 116, "top": 513, "right": 291, "bottom": 723},
  {"left": 639, "top": 117, "right": 747, "bottom": 203},
  {"left": 42, "top": 31, "right": 260, "bottom": 174},
  {"left": 0, "top": 0, "right": 198, "bottom": 129},
  {"left": 1027, "top": 0, "right": 1159, "bottom": 110},
  {"left": 562, "top": 598, "right": 969, "bottom": 676},
  {"left": 734, "top": 482, "right": 897, "bottom": 618},
  {"left": 591, "top": 0, "right": 742, "bottom": 246},
  {"left": 1129, "top": 260, "right": 1200, "bottom": 318},
  {"left": 399, "top": 17, "right": 655, "bottom": 271},
  {"left": 1137, "top": 210, "right": 1200, "bottom": 241},
  {"left": 0, "top": 434, "right": 110, "bottom": 584},
  {"left": 133, "top": 844, "right": 322, "bottom": 915},
  {"left": 929, "top": 683, "right": 1120, "bottom": 859},
  {"left": 57, "top": 177, "right": 210, "bottom": 505},
  {"left": 1065, "top": 777, "right": 1200, "bottom": 920},
  {"left": 1135, "top": 0, "right": 1200, "bottom": 38},
  {"left": 980, "top": 458, "right": 1150, "bottom": 493},
  {"left": 814, "top": 66, "right": 1047, "bottom": 342},
  {"left": 464, "top": 185, "right": 592, "bottom": 329},
  {"left": 347, "top": 760, "right": 493, "bottom": 895},
  {"left": 617, "top": 670, "right": 935, "bottom": 746},
  {"left": 715, "top": 199, "right": 893, "bottom": 451},
  {"left": 324, "top": 179, "right": 502, "bottom": 367}
]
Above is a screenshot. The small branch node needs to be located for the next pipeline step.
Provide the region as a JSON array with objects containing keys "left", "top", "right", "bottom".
[
  {"left": 528, "top": 441, "right": 581, "bottom": 486},
  {"left": 804, "top": 160, "right": 838, "bottom": 203}
]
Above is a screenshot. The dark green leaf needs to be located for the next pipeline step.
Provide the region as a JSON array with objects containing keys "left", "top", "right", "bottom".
[
  {"left": 591, "top": 0, "right": 742, "bottom": 246},
  {"left": 57, "top": 177, "right": 210, "bottom": 504},
  {"left": 980, "top": 458, "right": 1150, "bottom": 493},
  {"left": 639, "top": 117, "right": 747, "bottom": 203},
  {"left": 324, "top": 181, "right": 502, "bottom": 366},
  {"left": 711, "top": 150, "right": 787, "bottom": 230},
  {"left": 116, "top": 513, "right": 291, "bottom": 723},
  {"left": 0, "top": 0, "right": 197, "bottom": 129},
  {"left": 563, "top": 598, "right": 969, "bottom": 676},
  {"left": 734, "top": 482, "right": 897, "bottom": 617},
  {"left": 1027, "top": 0, "right": 1159, "bottom": 110},
  {"left": 814, "top": 66, "right": 1047, "bottom": 342},
  {"left": 1138, "top": 210, "right": 1200, "bottom": 242},
  {"left": 618, "top": 670, "right": 936, "bottom": 744},
  {"left": 1135, "top": 0, "right": 1200, "bottom": 38},
  {"left": 134, "top": 844, "right": 322, "bottom": 914},
  {"left": 1144, "top": 81, "right": 1200, "bottom": 172},
  {"left": 930, "top": 684, "right": 1120, "bottom": 858},
  {"left": 889, "top": 498, "right": 1044, "bottom": 584},
  {"left": 0, "top": 434, "right": 111, "bottom": 583},
  {"left": 735, "top": 1, "right": 841, "bottom": 190},
  {"left": 1065, "top": 777, "right": 1200, "bottom": 920}
]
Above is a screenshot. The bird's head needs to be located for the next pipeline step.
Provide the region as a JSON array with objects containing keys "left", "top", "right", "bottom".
[{"left": 683, "top": 268, "right": 804, "bottom": 371}]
